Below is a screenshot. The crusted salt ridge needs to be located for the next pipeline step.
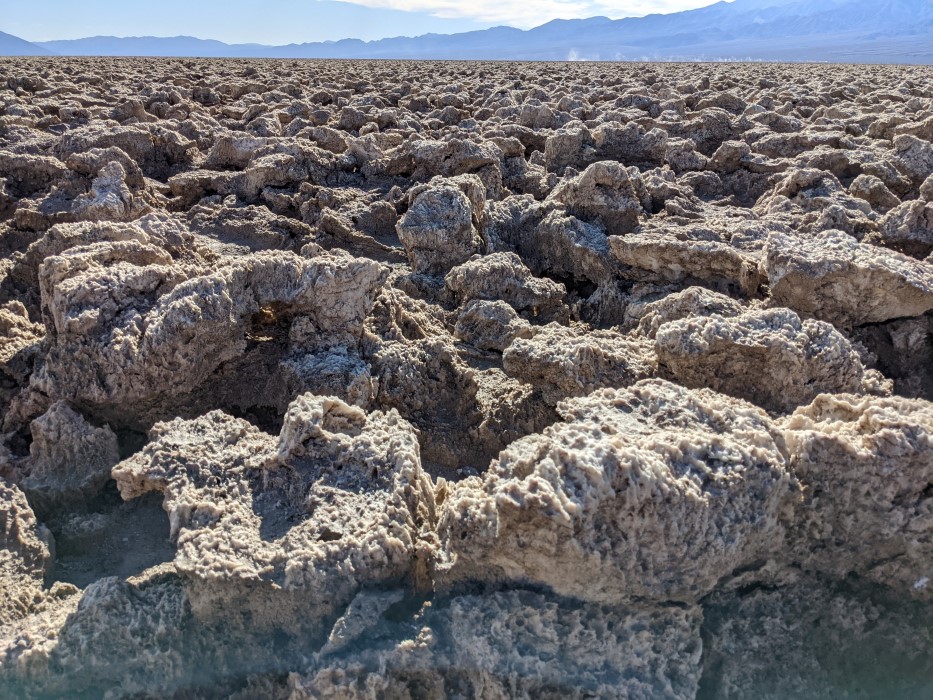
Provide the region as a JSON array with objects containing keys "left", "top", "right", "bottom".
[
  {"left": 21, "top": 229, "right": 385, "bottom": 426},
  {"left": 19, "top": 401, "right": 119, "bottom": 516},
  {"left": 781, "top": 393, "right": 933, "bottom": 598},
  {"left": 701, "top": 575, "right": 933, "bottom": 699},
  {"left": 0, "top": 478, "right": 52, "bottom": 627},
  {"left": 654, "top": 306, "right": 881, "bottom": 413},
  {"left": 445, "top": 251, "right": 568, "bottom": 321},
  {"left": 292, "top": 589, "right": 704, "bottom": 700},
  {"left": 435, "top": 379, "right": 796, "bottom": 604},
  {"left": 763, "top": 229, "right": 933, "bottom": 327},
  {"left": 502, "top": 322, "right": 658, "bottom": 405},
  {"left": 111, "top": 393, "right": 436, "bottom": 631}
]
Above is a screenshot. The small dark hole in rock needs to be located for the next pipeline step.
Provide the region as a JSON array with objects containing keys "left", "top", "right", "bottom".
[{"left": 319, "top": 529, "right": 342, "bottom": 542}]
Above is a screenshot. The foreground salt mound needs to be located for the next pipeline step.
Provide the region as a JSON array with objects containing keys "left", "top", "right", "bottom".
[
  {"left": 437, "top": 379, "right": 795, "bottom": 603},
  {"left": 655, "top": 307, "right": 880, "bottom": 413},
  {"left": 112, "top": 394, "right": 437, "bottom": 630},
  {"left": 0, "top": 567, "right": 191, "bottom": 698},
  {"left": 763, "top": 229, "right": 933, "bottom": 327},
  {"left": 292, "top": 590, "right": 703, "bottom": 700},
  {"left": 782, "top": 393, "right": 933, "bottom": 598},
  {"left": 0, "top": 576, "right": 700, "bottom": 699}
]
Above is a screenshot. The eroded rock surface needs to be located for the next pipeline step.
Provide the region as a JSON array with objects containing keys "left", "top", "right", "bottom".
[
  {"left": 763, "top": 229, "right": 933, "bottom": 327},
  {"left": 700, "top": 577, "right": 933, "bottom": 699},
  {"left": 655, "top": 307, "right": 880, "bottom": 413},
  {"left": 20, "top": 401, "right": 119, "bottom": 515},
  {"left": 0, "top": 57, "right": 931, "bottom": 698},
  {"left": 112, "top": 394, "right": 436, "bottom": 631},
  {"left": 503, "top": 323, "right": 657, "bottom": 405},
  {"left": 782, "top": 393, "right": 933, "bottom": 598},
  {"left": 436, "top": 380, "right": 796, "bottom": 604},
  {"left": 293, "top": 590, "right": 704, "bottom": 700},
  {"left": 0, "top": 479, "right": 52, "bottom": 627}
]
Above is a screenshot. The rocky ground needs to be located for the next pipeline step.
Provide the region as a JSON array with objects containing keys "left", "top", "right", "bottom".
[{"left": 0, "top": 57, "right": 931, "bottom": 698}]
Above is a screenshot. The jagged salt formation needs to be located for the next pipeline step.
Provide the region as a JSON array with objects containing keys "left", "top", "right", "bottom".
[
  {"left": 436, "top": 379, "right": 796, "bottom": 603},
  {"left": 0, "top": 57, "right": 931, "bottom": 698},
  {"left": 112, "top": 393, "right": 437, "bottom": 631}
]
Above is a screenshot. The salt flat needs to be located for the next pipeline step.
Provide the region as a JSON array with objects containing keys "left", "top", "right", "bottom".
[{"left": 0, "top": 57, "right": 932, "bottom": 698}]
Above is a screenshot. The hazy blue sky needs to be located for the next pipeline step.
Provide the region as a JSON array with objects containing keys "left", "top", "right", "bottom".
[{"left": 3, "top": 0, "right": 719, "bottom": 44}]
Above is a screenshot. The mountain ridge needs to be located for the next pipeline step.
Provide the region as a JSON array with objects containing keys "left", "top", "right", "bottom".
[{"left": 0, "top": 30, "right": 53, "bottom": 56}]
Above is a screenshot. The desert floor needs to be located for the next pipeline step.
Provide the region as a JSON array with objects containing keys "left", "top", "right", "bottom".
[{"left": 0, "top": 58, "right": 932, "bottom": 698}]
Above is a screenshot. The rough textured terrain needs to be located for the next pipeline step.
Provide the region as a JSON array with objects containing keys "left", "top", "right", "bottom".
[{"left": 0, "top": 57, "right": 931, "bottom": 698}]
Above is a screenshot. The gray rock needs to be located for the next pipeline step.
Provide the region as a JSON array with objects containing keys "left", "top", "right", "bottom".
[
  {"left": 445, "top": 252, "right": 567, "bottom": 319},
  {"left": 293, "top": 589, "right": 704, "bottom": 700},
  {"left": 636, "top": 286, "right": 745, "bottom": 338},
  {"left": 396, "top": 184, "right": 482, "bottom": 275},
  {"left": 881, "top": 199, "right": 933, "bottom": 258},
  {"left": 547, "top": 160, "right": 644, "bottom": 236},
  {"left": 20, "top": 401, "right": 119, "bottom": 514},
  {"left": 453, "top": 299, "right": 534, "bottom": 352},
  {"left": 610, "top": 226, "right": 763, "bottom": 296}
]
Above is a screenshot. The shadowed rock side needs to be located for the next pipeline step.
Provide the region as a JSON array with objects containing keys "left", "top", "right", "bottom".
[{"left": 0, "top": 57, "right": 931, "bottom": 698}]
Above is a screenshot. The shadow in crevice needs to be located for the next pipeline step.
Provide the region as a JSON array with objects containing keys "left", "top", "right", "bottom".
[{"left": 47, "top": 482, "right": 175, "bottom": 589}]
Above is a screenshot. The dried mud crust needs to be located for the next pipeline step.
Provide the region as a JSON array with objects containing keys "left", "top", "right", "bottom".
[{"left": 0, "top": 57, "right": 931, "bottom": 698}]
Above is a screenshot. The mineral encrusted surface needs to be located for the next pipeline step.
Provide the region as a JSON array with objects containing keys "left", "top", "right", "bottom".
[{"left": 0, "top": 57, "right": 931, "bottom": 698}]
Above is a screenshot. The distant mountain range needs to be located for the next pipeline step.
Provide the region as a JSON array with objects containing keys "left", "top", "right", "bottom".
[
  {"left": 0, "top": 30, "right": 53, "bottom": 56},
  {"left": 3, "top": 0, "right": 932, "bottom": 63}
]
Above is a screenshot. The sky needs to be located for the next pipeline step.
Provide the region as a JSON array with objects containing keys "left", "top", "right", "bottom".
[{"left": 2, "top": 0, "right": 721, "bottom": 44}]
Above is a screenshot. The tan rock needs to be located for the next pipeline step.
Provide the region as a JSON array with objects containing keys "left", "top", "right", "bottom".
[
  {"left": 782, "top": 393, "right": 933, "bottom": 597},
  {"left": 437, "top": 379, "right": 795, "bottom": 604},
  {"left": 763, "top": 229, "right": 933, "bottom": 326},
  {"left": 503, "top": 323, "right": 657, "bottom": 405},
  {"left": 656, "top": 307, "right": 877, "bottom": 413}
]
